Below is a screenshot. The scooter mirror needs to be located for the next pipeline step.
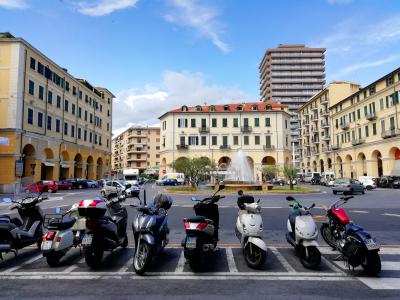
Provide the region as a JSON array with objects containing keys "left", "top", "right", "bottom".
[
  {"left": 286, "top": 196, "right": 295, "bottom": 201},
  {"left": 2, "top": 197, "right": 12, "bottom": 203},
  {"left": 55, "top": 207, "right": 61, "bottom": 214},
  {"left": 191, "top": 196, "right": 198, "bottom": 201},
  {"left": 310, "top": 203, "right": 315, "bottom": 209}
]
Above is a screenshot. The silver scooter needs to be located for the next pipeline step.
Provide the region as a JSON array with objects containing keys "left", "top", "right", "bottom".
[{"left": 235, "top": 192, "right": 267, "bottom": 268}]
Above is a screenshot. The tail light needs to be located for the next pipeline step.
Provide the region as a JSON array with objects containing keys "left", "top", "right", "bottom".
[
  {"left": 43, "top": 231, "right": 56, "bottom": 241},
  {"left": 196, "top": 222, "right": 208, "bottom": 230},
  {"left": 183, "top": 219, "right": 208, "bottom": 230},
  {"left": 184, "top": 219, "right": 190, "bottom": 229},
  {"left": 86, "top": 219, "right": 97, "bottom": 230},
  {"left": 56, "top": 236, "right": 62, "bottom": 242}
]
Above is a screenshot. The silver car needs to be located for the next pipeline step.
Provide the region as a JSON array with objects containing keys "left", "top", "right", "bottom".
[
  {"left": 332, "top": 178, "right": 365, "bottom": 195},
  {"left": 101, "top": 180, "right": 131, "bottom": 198}
]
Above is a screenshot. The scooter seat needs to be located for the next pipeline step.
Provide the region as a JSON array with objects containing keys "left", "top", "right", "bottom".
[
  {"left": 48, "top": 217, "right": 76, "bottom": 230},
  {"left": 186, "top": 216, "right": 209, "bottom": 223},
  {"left": 0, "top": 215, "right": 10, "bottom": 220}
]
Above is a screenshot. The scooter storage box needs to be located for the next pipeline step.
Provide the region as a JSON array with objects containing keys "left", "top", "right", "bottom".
[{"left": 78, "top": 199, "right": 107, "bottom": 218}]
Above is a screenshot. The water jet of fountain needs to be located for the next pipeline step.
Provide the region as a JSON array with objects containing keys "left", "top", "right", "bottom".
[{"left": 225, "top": 150, "right": 254, "bottom": 182}]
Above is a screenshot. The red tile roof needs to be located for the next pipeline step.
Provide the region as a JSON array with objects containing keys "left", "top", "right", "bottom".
[{"left": 167, "top": 102, "right": 287, "bottom": 114}]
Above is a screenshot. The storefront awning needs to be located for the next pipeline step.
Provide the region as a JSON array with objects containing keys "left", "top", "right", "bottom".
[
  {"left": 42, "top": 162, "right": 55, "bottom": 167},
  {"left": 61, "top": 164, "right": 69, "bottom": 168}
]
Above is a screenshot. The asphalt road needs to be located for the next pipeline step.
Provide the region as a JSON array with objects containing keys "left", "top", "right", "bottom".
[{"left": 0, "top": 184, "right": 400, "bottom": 299}]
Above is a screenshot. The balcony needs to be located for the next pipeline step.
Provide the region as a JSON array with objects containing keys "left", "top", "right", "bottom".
[
  {"left": 320, "top": 109, "right": 329, "bottom": 117},
  {"left": 351, "top": 138, "right": 365, "bottom": 146},
  {"left": 322, "top": 135, "right": 331, "bottom": 141},
  {"left": 199, "top": 126, "right": 210, "bottom": 133},
  {"left": 263, "top": 145, "right": 275, "bottom": 151},
  {"left": 128, "top": 133, "right": 147, "bottom": 138},
  {"left": 311, "top": 127, "right": 319, "bottom": 133},
  {"left": 340, "top": 123, "right": 350, "bottom": 130},
  {"left": 303, "top": 121, "right": 310, "bottom": 126},
  {"left": 176, "top": 144, "right": 189, "bottom": 150},
  {"left": 311, "top": 150, "right": 320, "bottom": 155},
  {"left": 320, "top": 98, "right": 328, "bottom": 105},
  {"left": 331, "top": 144, "right": 340, "bottom": 150},
  {"left": 366, "top": 112, "right": 377, "bottom": 121},
  {"left": 305, "top": 152, "right": 311, "bottom": 158},
  {"left": 303, "top": 131, "right": 310, "bottom": 136},
  {"left": 127, "top": 147, "right": 147, "bottom": 154},
  {"left": 321, "top": 121, "right": 330, "bottom": 128},
  {"left": 325, "top": 146, "right": 332, "bottom": 153},
  {"left": 127, "top": 157, "right": 147, "bottom": 162},
  {"left": 381, "top": 128, "right": 400, "bottom": 139},
  {"left": 241, "top": 126, "right": 252, "bottom": 133},
  {"left": 312, "top": 139, "right": 320, "bottom": 144},
  {"left": 220, "top": 145, "right": 231, "bottom": 150},
  {"left": 312, "top": 106, "right": 318, "bottom": 111}
]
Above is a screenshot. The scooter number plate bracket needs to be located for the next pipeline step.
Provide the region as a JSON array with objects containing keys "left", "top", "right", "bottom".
[
  {"left": 41, "top": 241, "right": 52, "bottom": 251},
  {"left": 186, "top": 237, "right": 196, "bottom": 249},
  {"left": 365, "top": 238, "right": 379, "bottom": 250},
  {"left": 82, "top": 234, "right": 93, "bottom": 246}
]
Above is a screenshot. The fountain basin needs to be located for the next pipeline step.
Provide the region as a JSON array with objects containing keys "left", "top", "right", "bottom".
[{"left": 210, "top": 182, "right": 263, "bottom": 191}]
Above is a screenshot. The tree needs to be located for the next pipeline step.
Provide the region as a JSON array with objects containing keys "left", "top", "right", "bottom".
[
  {"left": 283, "top": 165, "right": 297, "bottom": 190},
  {"left": 170, "top": 157, "right": 214, "bottom": 187},
  {"left": 262, "top": 165, "right": 279, "bottom": 182}
]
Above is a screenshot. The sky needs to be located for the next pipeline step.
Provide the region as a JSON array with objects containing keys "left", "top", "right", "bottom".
[{"left": 1, "top": 0, "right": 400, "bottom": 136}]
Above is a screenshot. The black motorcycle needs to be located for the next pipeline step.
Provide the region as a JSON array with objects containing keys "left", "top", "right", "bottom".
[
  {"left": 182, "top": 182, "right": 225, "bottom": 271},
  {"left": 78, "top": 190, "right": 128, "bottom": 268},
  {"left": 0, "top": 192, "right": 46, "bottom": 259},
  {"left": 132, "top": 192, "right": 172, "bottom": 275}
]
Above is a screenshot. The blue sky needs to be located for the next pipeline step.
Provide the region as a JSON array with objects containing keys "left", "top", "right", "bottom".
[{"left": 1, "top": 0, "right": 400, "bottom": 134}]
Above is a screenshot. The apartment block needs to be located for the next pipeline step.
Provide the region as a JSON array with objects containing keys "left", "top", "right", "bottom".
[
  {"left": 159, "top": 102, "right": 292, "bottom": 181},
  {"left": 112, "top": 127, "right": 161, "bottom": 173},
  {"left": 0, "top": 33, "right": 114, "bottom": 192}
]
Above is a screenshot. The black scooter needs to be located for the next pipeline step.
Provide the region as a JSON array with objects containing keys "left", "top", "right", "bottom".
[
  {"left": 0, "top": 193, "right": 46, "bottom": 259},
  {"left": 78, "top": 189, "right": 128, "bottom": 268},
  {"left": 182, "top": 182, "right": 225, "bottom": 271}
]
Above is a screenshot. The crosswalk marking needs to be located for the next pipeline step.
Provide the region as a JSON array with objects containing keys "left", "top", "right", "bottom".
[
  {"left": 269, "top": 246, "right": 296, "bottom": 273},
  {"left": 117, "top": 256, "right": 133, "bottom": 273},
  {"left": 382, "top": 213, "right": 400, "bottom": 218},
  {"left": 381, "top": 261, "right": 400, "bottom": 271},
  {"left": 174, "top": 251, "right": 186, "bottom": 273},
  {"left": 321, "top": 256, "right": 344, "bottom": 273},
  {"left": 225, "top": 248, "right": 238, "bottom": 273},
  {"left": 358, "top": 278, "right": 400, "bottom": 290}
]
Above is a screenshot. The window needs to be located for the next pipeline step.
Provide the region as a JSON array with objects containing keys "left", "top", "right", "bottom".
[
  {"left": 390, "top": 116, "right": 395, "bottom": 130},
  {"left": 56, "top": 95, "right": 61, "bottom": 108},
  {"left": 265, "top": 135, "right": 271, "bottom": 148},
  {"left": 64, "top": 99, "right": 69, "bottom": 112},
  {"left": 372, "top": 123, "right": 377, "bottom": 135},
  {"left": 65, "top": 81, "right": 70, "bottom": 92},
  {"left": 244, "top": 135, "right": 249, "bottom": 145},
  {"left": 386, "top": 76, "right": 394, "bottom": 87},
  {"left": 38, "top": 62, "right": 44, "bottom": 75},
  {"left": 177, "top": 118, "right": 188, "bottom": 128},
  {"left": 222, "top": 118, "right": 228, "bottom": 127},
  {"left": 37, "top": 112, "right": 43, "bottom": 127},
  {"left": 365, "top": 125, "right": 369, "bottom": 137},
  {"left": 265, "top": 118, "right": 271, "bottom": 127},
  {"left": 358, "top": 127, "right": 362, "bottom": 139},
  {"left": 233, "top": 118, "right": 238, "bottom": 127},
  {"left": 201, "top": 136, "right": 207, "bottom": 145},
  {"left": 27, "top": 108, "right": 33, "bottom": 124},
  {"left": 254, "top": 118, "right": 259, "bottom": 127},
  {"left": 212, "top": 118, "right": 217, "bottom": 127},
  {"left": 64, "top": 122, "right": 69, "bottom": 135},
  {"left": 233, "top": 135, "right": 239, "bottom": 145},
  {"left": 201, "top": 118, "right": 206, "bottom": 128},
  {"left": 79, "top": 91, "right": 82, "bottom": 99},
  {"left": 56, "top": 119, "right": 60, "bottom": 133},
  {"left": 188, "top": 136, "right": 198, "bottom": 145},
  {"left": 364, "top": 106, "right": 368, "bottom": 116},
  {"left": 47, "top": 91, "right": 52, "bottom": 104},
  {"left": 222, "top": 135, "right": 228, "bottom": 146},
  {"left": 84, "top": 130, "right": 87, "bottom": 141},
  {"left": 73, "top": 86, "right": 77, "bottom": 96},
  {"left": 71, "top": 125, "right": 75, "bottom": 137},
  {"left": 72, "top": 104, "right": 75, "bottom": 115},
  {"left": 255, "top": 135, "right": 260, "bottom": 145},
  {"left": 30, "top": 57, "right": 36, "bottom": 70},
  {"left": 47, "top": 116, "right": 52, "bottom": 130},
  {"left": 89, "top": 132, "right": 93, "bottom": 143},
  {"left": 78, "top": 107, "right": 82, "bottom": 118},
  {"left": 90, "top": 113, "right": 93, "bottom": 123},
  {"left": 180, "top": 136, "right": 185, "bottom": 145},
  {"left": 84, "top": 110, "right": 88, "bottom": 121},
  {"left": 28, "top": 80, "right": 34, "bottom": 95},
  {"left": 285, "top": 119, "right": 288, "bottom": 129},
  {"left": 243, "top": 118, "right": 249, "bottom": 126},
  {"left": 191, "top": 118, "right": 196, "bottom": 128},
  {"left": 38, "top": 86, "right": 44, "bottom": 100},
  {"left": 357, "top": 109, "right": 360, "bottom": 120},
  {"left": 381, "top": 119, "right": 385, "bottom": 133},
  {"left": 212, "top": 136, "right": 217, "bottom": 146}
]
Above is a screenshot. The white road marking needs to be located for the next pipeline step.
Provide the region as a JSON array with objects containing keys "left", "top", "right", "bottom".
[
  {"left": 174, "top": 250, "right": 186, "bottom": 273},
  {"left": 381, "top": 261, "right": 400, "bottom": 271},
  {"left": 3, "top": 254, "right": 43, "bottom": 273},
  {"left": 63, "top": 257, "right": 85, "bottom": 273},
  {"left": 319, "top": 247, "right": 400, "bottom": 255},
  {"left": 350, "top": 210, "right": 369, "bottom": 214},
  {"left": 225, "top": 248, "right": 238, "bottom": 273},
  {"left": 383, "top": 213, "right": 400, "bottom": 218},
  {"left": 321, "top": 256, "right": 344, "bottom": 273},
  {"left": 358, "top": 277, "right": 400, "bottom": 290},
  {"left": 269, "top": 247, "right": 296, "bottom": 273},
  {"left": 261, "top": 206, "right": 283, "bottom": 209}
]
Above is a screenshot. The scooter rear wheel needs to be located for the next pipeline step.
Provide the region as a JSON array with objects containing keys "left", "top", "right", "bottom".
[
  {"left": 361, "top": 251, "right": 381, "bottom": 276},
  {"left": 46, "top": 253, "right": 61, "bottom": 267},
  {"left": 299, "top": 246, "right": 321, "bottom": 270},
  {"left": 244, "top": 244, "right": 266, "bottom": 269},
  {"left": 85, "top": 247, "right": 104, "bottom": 268}
]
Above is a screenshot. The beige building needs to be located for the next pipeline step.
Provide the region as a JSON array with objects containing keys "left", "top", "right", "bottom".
[
  {"left": 159, "top": 102, "right": 292, "bottom": 181},
  {"left": 0, "top": 33, "right": 114, "bottom": 192},
  {"left": 112, "top": 127, "right": 161, "bottom": 173},
  {"left": 298, "top": 81, "right": 360, "bottom": 174},
  {"left": 298, "top": 68, "right": 400, "bottom": 178}
]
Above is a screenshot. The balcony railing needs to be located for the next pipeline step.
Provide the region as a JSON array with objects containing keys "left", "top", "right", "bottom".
[
  {"left": 322, "top": 135, "right": 331, "bottom": 141},
  {"left": 320, "top": 109, "right": 329, "bottom": 116},
  {"left": 381, "top": 128, "right": 400, "bottom": 139},
  {"left": 263, "top": 145, "right": 275, "bottom": 151},
  {"left": 331, "top": 144, "right": 340, "bottom": 150},
  {"left": 220, "top": 145, "right": 231, "bottom": 150},
  {"left": 340, "top": 123, "right": 350, "bottom": 130},
  {"left": 321, "top": 121, "right": 330, "bottom": 128},
  {"left": 366, "top": 112, "right": 377, "bottom": 121},
  {"left": 241, "top": 126, "right": 252, "bottom": 133},
  {"left": 351, "top": 138, "right": 365, "bottom": 146},
  {"left": 312, "top": 139, "right": 320, "bottom": 144},
  {"left": 199, "top": 126, "right": 210, "bottom": 133},
  {"left": 176, "top": 144, "right": 189, "bottom": 150}
]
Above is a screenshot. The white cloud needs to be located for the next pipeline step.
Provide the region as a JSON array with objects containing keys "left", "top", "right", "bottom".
[
  {"left": 74, "top": 0, "right": 138, "bottom": 16},
  {"left": 112, "top": 70, "right": 252, "bottom": 135},
  {"left": 164, "top": 0, "right": 229, "bottom": 52},
  {"left": 0, "top": 0, "right": 27, "bottom": 9}
]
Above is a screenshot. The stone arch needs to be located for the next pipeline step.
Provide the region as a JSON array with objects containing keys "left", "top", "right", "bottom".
[
  {"left": 218, "top": 156, "right": 231, "bottom": 170},
  {"left": 336, "top": 156, "right": 343, "bottom": 178},
  {"left": 320, "top": 159, "right": 325, "bottom": 173},
  {"left": 22, "top": 144, "right": 36, "bottom": 181},
  {"left": 74, "top": 153, "right": 83, "bottom": 179},
  {"left": 388, "top": 147, "right": 400, "bottom": 176},
  {"left": 41, "top": 148, "right": 54, "bottom": 180},
  {"left": 87, "top": 155, "right": 95, "bottom": 180},
  {"left": 327, "top": 158, "right": 332, "bottom": 170},
  {"left": 96, "top": 157, "right": 103, "bottom": 179},
  {"left": 371, "top": 150, "right": 383, "bottom": 177},
  {"left": 357, "top": 152, "right": 367, "bottom": 177},
  {"left": 344, "top": 154, "right": 353, "bottom": 178},
  {"left": 261, "top": 156, "right": 276, "bottom": 166}
]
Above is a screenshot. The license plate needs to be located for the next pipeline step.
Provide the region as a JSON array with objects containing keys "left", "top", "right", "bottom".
[
  {"left": 41, "top": 241, "right": 53, "bottom": 251},
  {"left": 365, "top": 238, "right": 379, "bottom": 250},
  {"left": 186, "top": 237, "right": 196, "bottom": 249},
  {"left": 82, "top": 234, "right": 93, "bottom": 246}
]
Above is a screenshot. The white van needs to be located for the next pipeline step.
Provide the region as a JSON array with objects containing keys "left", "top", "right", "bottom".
[
  {"left": 304, "top": 172, "right": 320, "bottom": 183},
  {"left": 321, "top": 172, "right": 336, "bottom": 186},
  {"left": 157, "top": 173, "right": 185, "bottom": 185},
  {"left": 358, "top": 176, "right": 377, "bottom": 190}
]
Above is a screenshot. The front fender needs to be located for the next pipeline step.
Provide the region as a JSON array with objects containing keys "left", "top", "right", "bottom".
[
  {"left": 140, "top": 233, "right": 155, "bottom": 245},
  {"left": 245, "top": 237, "right": 267, "bottom": 251},
  {"left": 301, "top": 240, "right": 319, "bottom": 247}
]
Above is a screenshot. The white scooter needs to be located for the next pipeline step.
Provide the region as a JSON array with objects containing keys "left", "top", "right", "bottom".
[
  {"left": 285, "top": 196, "right": 321, "bottom": 269},
  {"left": 41, "top": 203, "right": 86, "bottom": 266},
  {"left": 235, "top": 192, "right": 267, "bottom": 268}
]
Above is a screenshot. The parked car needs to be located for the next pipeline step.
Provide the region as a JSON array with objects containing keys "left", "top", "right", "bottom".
[
  {"left": 100, "top": 180, "right": 132, "bottom": 197},
  {"left": 55, "top": 180, "right": 73, "bottom": 190},
  {"left": 392, "top": 179, "right": 400, "bottom": 189},
  {"left": 128, "top": 185, "right": 140, "bottom": 197},
  {"left": 159, "top": 179, "right": 178, "bottom": 186},
  {"left": 67, "top": 179, "right": 88, "bottom": 189},
  {"left": 332, "top": 178, "right": 365, "bottom": 195},
  {"left": 358, "top": 176, "right": 377, "bottom": 190},
  {"left": 378, "top": 176, "right": 400, "bottom": 188},
  {"left": 86, "top": 180, "right": 99, "bottom": 188},
  {"left": 304, "top": 172, "right": 321, "bottom": 184},
  {"left": 24, "top": 180, "right": 58, "bottom": 193}
]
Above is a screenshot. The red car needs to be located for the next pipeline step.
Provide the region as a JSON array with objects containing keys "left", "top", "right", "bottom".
[
  {"left": 56, "top": 180, "right": 73, "bottom": 190},
  {"left": 25, "top": 181, "right": 58, "bottom": 193}
]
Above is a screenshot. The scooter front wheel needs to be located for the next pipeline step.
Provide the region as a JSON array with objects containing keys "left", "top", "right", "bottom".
[
  {"left": 84, "top": 247, "right": 104, "bottom": 268},
  {"left": 299, "top": 246, "right": 321, "bottom": 270},
  {"left": 244, "top": 244, "right": 266, "bottom": 269},
  {"left": 320, "top": 224, "right": 337, "bottom": 249},
  {"left": 133, "top": 240, "right": 153, "bottom": 275}
]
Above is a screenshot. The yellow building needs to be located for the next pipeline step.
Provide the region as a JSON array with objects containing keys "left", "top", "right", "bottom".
[
  {"left": 112, "top": 127, "right": 161, "bottom": 173},
  {"left": 298, "top": 81, "right": 360, "bottom": 173},
  {"left": 330, "top": 68, "right": 400, "bottom": 178},
  {"left": 0, "top": 33, "right": 114, "bottom": 192},
  {"left": 159, "top": 102, "right": 292, "bottom": 181}
]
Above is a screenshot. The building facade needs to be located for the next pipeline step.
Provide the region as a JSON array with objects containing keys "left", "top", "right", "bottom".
[
  {"left": 0, "top": 33, "right": 114, "bottom": 192},
  {"left": 298, "top": 81, "right": 360, "bottom": 174},
  {"left": 159, "top": 102, "right": 292, "bottom": 181},
  {"left": 259, "top": 44, "right": 326, "bottom": 167},
  {"left": 112, "top": 127, "right": 161, "bottom": 173},
  {"left": 329, "top": 68, "right": 400, "bottom": 178}
]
